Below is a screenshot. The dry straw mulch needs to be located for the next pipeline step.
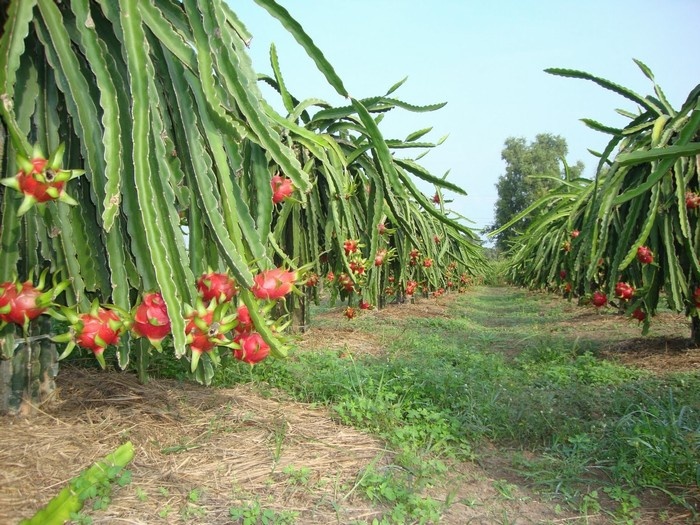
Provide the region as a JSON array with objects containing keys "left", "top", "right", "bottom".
[{"left": 0, "top": 366, "right": 391, "bottom": 525}]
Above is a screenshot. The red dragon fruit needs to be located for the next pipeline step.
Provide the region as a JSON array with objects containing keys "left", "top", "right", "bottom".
[
  {"left": 0, "top": 281, "right": 48, "bottom": 328},
  {"left": 197, "top": 271, "right": 238, "bottom": 303},
  {"left": 233, "top": 331, "right": 270, "bottom": 364},
  {"left": 251, "top": 268, "right": 297, "bottom": 300},
  {"left": 614, "top": 282, "right": 634, "bottom": 301},
  {"left": 591, "top": 291, "right": 608, "bottom": 308},
  {"left": 0, "top": 271, "right": 69, "bottom": 331},
  {"left": 271, "top": 174, "right": 294, "bottom": 204},
  {"left": 0, "top": 144, "right": 84, "bottom": 216},
  {"left": 131, "top": 292, "right": 171, "bottom": 348},
  {"left": 343, "top": 239, "right": 359, "bottom": 255},
  {"left": 185, "top": 301, "right": 237, "bottom": 372},
  {"left": 631, "top": 308, "right": 646, "bottom": 322},
  {"left": 234, "top": 304, "right": 253, "bottom": 334},
  {"left": 637, "top": 246, "right": 653, "bottom": 265},
  {"left": 74, "top": 307, "right": 124, "bottom": 368}
]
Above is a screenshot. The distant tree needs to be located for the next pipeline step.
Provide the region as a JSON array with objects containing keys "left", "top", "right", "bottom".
[{"left": 487, "top": 133, "right": 583, "bottom": 251}]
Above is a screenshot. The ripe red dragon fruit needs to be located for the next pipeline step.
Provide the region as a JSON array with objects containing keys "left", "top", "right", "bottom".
[
  {"left": 197, "top": 271, "right": 237, "bottom": 303},
  {"left": 631, "top": 308, "right": 646, "bottom": 322},
  {"left": 637, "top": 246, "right": 653, "bottom": 265},
  {"left": 570, "top": 230, "right": 580, "bottom": 239},
  {"left": 338, "top": 273, "right": 355, "bottom": 293},
  {"left": 131, "top": 292, "right": 171, "bottom": 348},
  {"left": 0, "top": 144, "right": 84, "bottom": 216},
  {"left": 0, "top": 271, "right": 69, "bottom": 331},
  {"left": 74, "top": 307, "right": 124, "bottom": 368},
  {"left": 343, "top": 239, "right": 359, "bottom": 255},
  {"left": 349, "top": 260, "right": 366, "bottom": 275},
  {"left": 252, "top": 268, "right": 297, "bottom": 300},
  {"left": 614, "top": 282, "right": 634, "bottom": 301},
  {"left": 432, "top": 192, "right": 440, "bottom": 204},
  {"left": 344, "top": 306, "right": 356, "bottom": 319},
  {"left": 559, "top": 270, "right": 567, "bottom": 280},
  {"left": 374, "top": 249, "right": 387, "bottom": 267},
  {"left": 233, "top": 331, "right": 270, "bottom": 364},
  {"left": 422, "top": 258, "right": 433, "bottom": 268},
  {"left": 0, "top": 281, "right": 47, "bottom": 327},
  {"left": 685, "top": 191, "right": 700, "bottom": 209},
  {"left": 305, "top": 273, "right": 319, "bottom": 287},
  {"left": 591, "top": 291, "right": 607, "bottom": 308},
  {"left": 234, "top": 304, "right": 253, "bottom": 334},
  {"left": 405, "top": 280, "right": 418, "bottom": 296},
  {"left": 271, "top": 174, "right": 294, "bottom": 204},
  {"left": 185, "top": 301, "right": 237, "bottom": 372},
  {"left": 359, "top": 299, "right": 372, "bottom": 310}
]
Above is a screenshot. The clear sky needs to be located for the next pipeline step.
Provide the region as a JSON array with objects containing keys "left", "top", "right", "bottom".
[{"left": 231, "top": 1, "right": 700, "bottom": 237}]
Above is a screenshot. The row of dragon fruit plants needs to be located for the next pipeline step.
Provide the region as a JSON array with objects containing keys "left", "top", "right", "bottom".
[
  {"left": 0, "top": 0, "right": 487, "bottom": 385},
  {"left": 495, "top": 61, "right": 700, "bottom": 344}
]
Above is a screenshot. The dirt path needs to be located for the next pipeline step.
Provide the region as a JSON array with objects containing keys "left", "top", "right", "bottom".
[{"left": 1, "top": 286, "right": 697, "bottom": 524}]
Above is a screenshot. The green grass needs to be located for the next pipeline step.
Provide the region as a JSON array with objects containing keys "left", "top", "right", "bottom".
[{"left": 156, "top": 286, "right": 700, "bottom": 521}]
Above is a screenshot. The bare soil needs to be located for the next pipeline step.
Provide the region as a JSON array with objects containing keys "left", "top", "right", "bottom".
[{"left": 1, "top": 287, "right": 698, "bottom": 524}]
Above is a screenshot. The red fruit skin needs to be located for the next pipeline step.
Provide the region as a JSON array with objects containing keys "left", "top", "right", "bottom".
[
  {"left": 632, "top": 308, "right": 646, "bottom": 322},
  {"left": 344, "top": 307, "right": 356, "bottom": 319},
  {"left": 637, "top": 246, "right": 653, "bottom": 265},
  {"left": 377, "top": 223, "right": 387, "bottom": 235},
  {"left": 0, "top": 281, "right": 47, "bottom": 325},
  {"left": 235, "top": 304, "right": 253, "bottom": 334},
  {"left": 422, "top": 258, "right": 433, "bottom": 268},
  {"left": 405, "top": 280, "right": 417, "bottom": 296},
  {"left": 15, "top": 157, "right": 68, "bottom": 203},
  {"left": 251, "top": 268, "right": 296, "bottom": 300},
  {"left": 343, "top": 239, "right": 358, "bottom": 255},
  {"left": 197, "top": 272, "right": 237, "bottom": 303},
  {"left": 76, "top": 308, "right": 122, "bottom": 353},
  {"left": 233, "top": 331, "right": 270, "bottom": 364},
  {"left": 570, "top": 230, "right": 580, "bottom": 238},
  {"left": 614, "top": 282, "right": 634, "bottom": 301},
  {"left": 432, "top": 192, "right": 440, "bottom": 204},
  {"left": 305, "top": 273, "right": 319, "bottom": 287},
  {"left": 185, "top": 310, "right": 216, "bottom": 354},
  {"left": 559, "top": 270, "right": 567, "bottom": 280},
  {"left": 132, "top": 292, "right": 171, "bottom": 342},
  {"left": 359, "top": 300, "right": 372, "bottom": 310},
  {"left": 18, "top": 171, "right": 66, "bottom": 203},
  {"left": 592, "top": 291, "right": 607, "bottom": 308},
  {"left": 685, "top": 191, "right": 700, "bottom": 209},
  {"left": 271, "top": 175, "right": 294, "bottom": 204}
]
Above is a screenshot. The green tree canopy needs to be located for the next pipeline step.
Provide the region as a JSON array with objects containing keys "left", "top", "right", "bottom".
[{"left": 488, "top": 133, "right": 583, "bottom": 251}]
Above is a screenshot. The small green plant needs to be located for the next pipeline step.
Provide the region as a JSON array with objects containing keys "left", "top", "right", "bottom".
[
  {"left": 492, "top": 479, "right": 519, "bottom": 501},
  {"left": 354, "top": 461, "right": 443, "bottom": 524},
  {"left": 282, "top": 465, "right": 312, "bottom": 486},
  {"left": 158, "top": 505, "right": 172, "bottom": 519},
  {"left": 228, "top": 500, "right": 298, "bottom": 524},
  {"left": 604, "top": 486, "right": 641, "bottom": 524}
]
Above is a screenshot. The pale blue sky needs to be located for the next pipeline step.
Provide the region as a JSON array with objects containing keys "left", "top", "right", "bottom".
[{"left": 232, "top": 1, "right": 700, "bottom": 235}]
